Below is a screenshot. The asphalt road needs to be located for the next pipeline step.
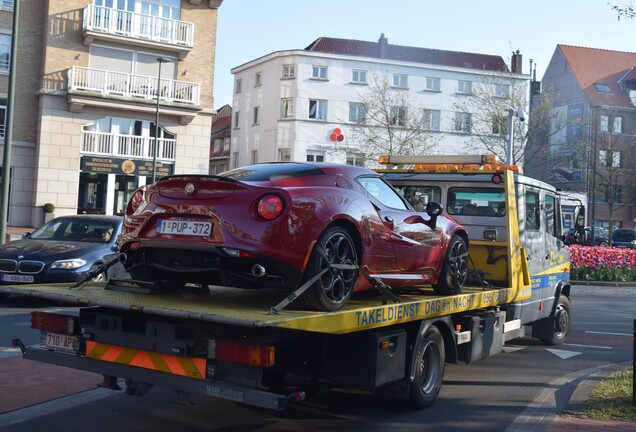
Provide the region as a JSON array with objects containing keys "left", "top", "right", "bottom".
[{"left": 0, "top": 285, "right": 633, "bottom": 431}]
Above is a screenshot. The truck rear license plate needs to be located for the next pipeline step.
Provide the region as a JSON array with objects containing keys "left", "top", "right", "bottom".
[
  {"left": 156, "top": 220, "right": 212, "bottom": 236},
  {"left": 40, "top": 331, "right": 78, "bottom": 353}
]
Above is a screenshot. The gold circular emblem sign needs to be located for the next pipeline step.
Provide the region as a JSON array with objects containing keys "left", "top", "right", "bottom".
[{"left": 121, "top": 160, "right": 136, "bottom": 175}]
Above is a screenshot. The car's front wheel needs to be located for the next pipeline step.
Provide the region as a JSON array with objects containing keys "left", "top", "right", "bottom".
[{"left": 300, "top": 226, "right": 358, "bottom": 311}]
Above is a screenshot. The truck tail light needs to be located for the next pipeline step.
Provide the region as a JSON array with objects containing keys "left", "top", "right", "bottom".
[
  {"left": 209, "top": 340, "right": 275, "bottom": 368},
  {"left": 31, "top": 311, "right": 79, "bottom": 335}
]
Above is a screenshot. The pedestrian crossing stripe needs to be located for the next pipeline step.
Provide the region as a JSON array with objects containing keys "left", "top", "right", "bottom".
[{"left": 86, "top": 341, "right": 206, "bottom": 379}]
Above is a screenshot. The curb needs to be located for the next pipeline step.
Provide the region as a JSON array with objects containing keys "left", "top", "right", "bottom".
[{"left": 570, "top": 280, "right": 636, "bottom": 287}]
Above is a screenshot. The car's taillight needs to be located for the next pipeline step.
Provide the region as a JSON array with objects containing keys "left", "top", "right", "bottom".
[
  {"left": 257, "top": 194, "right": 284, "bottom": 220},
  {"left": 126, "top": 189, "right": 145, "bottom": 216},
  {"left": 31, "top": 311, "right": 79, "bottom": 335},
  {"left": 208, "top": 340, "right": 275, "bottom": 367}
]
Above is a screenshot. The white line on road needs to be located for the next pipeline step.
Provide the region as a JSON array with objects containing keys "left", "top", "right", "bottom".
[
  {"left": 585, "top": 330, "right": 631, "bottom": 337},
  {"left": 564, "top": 343, "right": 613, "bottom": 350}
]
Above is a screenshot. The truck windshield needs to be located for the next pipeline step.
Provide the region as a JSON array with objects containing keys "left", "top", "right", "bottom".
[{"left": 447, "top": 188, "right": 506, "bottom": 217}]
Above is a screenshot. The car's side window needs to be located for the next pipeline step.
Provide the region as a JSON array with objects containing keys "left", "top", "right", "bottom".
[{"left": 357, "top": 177, "right": 409, "bottom": 210}]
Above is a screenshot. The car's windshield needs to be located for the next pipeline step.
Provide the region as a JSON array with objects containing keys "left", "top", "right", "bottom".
[
  {"left": 30, "top": 219, "right": 116, "bottom": 243},
  {"left": 612, "top": 230, "right": 635, "bottom": 241},
  {"left": 447, "top": 187, "right": 506, "bottom": 217}
]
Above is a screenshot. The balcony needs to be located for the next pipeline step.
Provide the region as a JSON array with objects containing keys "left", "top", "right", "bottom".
[
  {"left": 67, "top": 66, "right": 200, "bottom": 124},
  {"left": 81, "top": 130, "right": 176, "bottom": 162},
  {"left": 83, "top": 5, "right": 194, "bottom": 59}
]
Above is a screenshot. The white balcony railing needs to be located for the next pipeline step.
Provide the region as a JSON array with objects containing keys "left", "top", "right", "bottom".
[
  {"left": 81, "top": 131, "right": 176, "bottom": 162},
  {"left": 69, "top": 66, "right": 200, "bottom": 106},
  {"left": 83, "top": 4, "right": 194, "bottom": 47}
]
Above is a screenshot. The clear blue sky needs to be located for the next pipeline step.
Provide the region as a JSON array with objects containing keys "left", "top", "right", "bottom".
[{"left": 213, "top": 0, "right": 636, "bottom": 108}]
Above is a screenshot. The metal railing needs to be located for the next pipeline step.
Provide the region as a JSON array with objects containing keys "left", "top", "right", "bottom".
[
  {"left": 81, "top": 131, "right": 176, "bottom": 162},
  {"left": 83, "top": 4, "right": 194, "bottom": 47},
  {"left": 69, "top": 66, "right": 200, "bottom": 105}
]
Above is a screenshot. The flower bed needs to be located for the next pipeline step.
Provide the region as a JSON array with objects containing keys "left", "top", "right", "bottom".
[{"left": 568, "top": 245, "right": 636, "bottom": 282}]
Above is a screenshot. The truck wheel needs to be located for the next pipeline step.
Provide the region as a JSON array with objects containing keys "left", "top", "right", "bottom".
[
  {"left": 541, "top": 295, "right": 572, "bottom": 346},
  {"left": 408, "top": 325, "right": 445, "bottom": 409},
  {"left": 433, "top": 235, "right": 468, "bottom": 295},
  {"left": 301, "top": 226, "right": 358, "bottom": 311}
]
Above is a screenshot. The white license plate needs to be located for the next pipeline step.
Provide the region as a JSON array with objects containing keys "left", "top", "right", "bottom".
[
  {"left": 40, "top": 331, "right": 78, "bottom": 353},
  {"left": 156, "top": 220, "right": 212, "bottom": 236},
  {"left": 1, "top": 274, "right": 34, "bottom": 283}
]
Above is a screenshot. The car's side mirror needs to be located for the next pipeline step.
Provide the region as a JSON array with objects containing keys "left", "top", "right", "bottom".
[{"left": 426, "top": 202, "right": 443, "bottom": 229}]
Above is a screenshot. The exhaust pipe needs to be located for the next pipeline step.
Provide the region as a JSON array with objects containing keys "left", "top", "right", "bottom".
[
  {"left": 119, "top": 253, "right": 128, "bottom": 264},
  {"left": 251, "top": 264, "right": 267, "bottom": 278}
]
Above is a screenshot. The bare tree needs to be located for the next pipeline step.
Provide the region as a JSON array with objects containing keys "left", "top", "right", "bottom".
[
  {"left": 452, "top": 74, "right": 530, "bottom": 164},
  {"left": 609, "top": 1, "right": 636, "bottom": 19},
  {"left": 349, "top": 73, "right": 441, "bottom": 163}
]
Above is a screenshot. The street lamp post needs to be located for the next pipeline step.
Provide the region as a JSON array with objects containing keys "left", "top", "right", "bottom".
[
  {"left": 590, "top": 105, "right": 600, "bottom": 242},
  {"left": 506, "top": 109, "right": 525, "bottom": 165},
  {"left": 152, "top": 57, "right": 171, "bottom": 183}
]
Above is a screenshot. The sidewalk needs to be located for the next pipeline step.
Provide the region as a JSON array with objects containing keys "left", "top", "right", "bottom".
[
  {"left": 3, "top": 226, "right": 35, "bottom": 243},
  {"left": 548, "top": 362, "right": 634, "bottom": 432}
]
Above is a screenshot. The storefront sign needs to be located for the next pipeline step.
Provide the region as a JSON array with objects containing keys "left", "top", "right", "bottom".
[{"left": 80, "top": 156, "right": 173, "bottom": 177}]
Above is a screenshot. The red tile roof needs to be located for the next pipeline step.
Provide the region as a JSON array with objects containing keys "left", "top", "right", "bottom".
[
  {"left": 559, "top": 44, "right": 636, "bottom": 108},
  {"left": 305, "top": 36, "right": 510, "bottom": 72}
]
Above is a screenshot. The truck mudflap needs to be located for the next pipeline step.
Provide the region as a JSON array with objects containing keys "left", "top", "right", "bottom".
[{"left": 16, "top": 344, "right": 305, "bottom": 410}]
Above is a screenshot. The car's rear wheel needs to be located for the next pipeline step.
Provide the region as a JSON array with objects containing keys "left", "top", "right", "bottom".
[
  {"left": 300, "top": 226, "right": 358, "bottom": 311},
  {"left": 433, "top": 235, "right": 468, "bottom": 295}
]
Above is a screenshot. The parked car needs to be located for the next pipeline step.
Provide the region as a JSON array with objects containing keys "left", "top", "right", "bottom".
[
  {"left": 0, "top": 215, "right": 125, "bottom": 286},
  {"left": 120, "top": 162, "right": 469, "bottom": 311},
  {"left": 611, "top": 228, "right": 636, "bottom": 249},
  {"left": 564, "top": 226, "right": 609, "bottom": 246}
]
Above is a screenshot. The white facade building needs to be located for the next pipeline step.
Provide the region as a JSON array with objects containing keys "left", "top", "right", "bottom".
[{"left": 230, "top": 35, "right": 529, "bottom": 167}]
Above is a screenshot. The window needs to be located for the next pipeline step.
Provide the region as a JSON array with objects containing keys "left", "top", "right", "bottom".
[
  {"left": 232, "top": 152, "right": 239, "bottom": 168},
  {"left": 392, "top": 74, "right": 408, "bottom": 88},
  {"left": 525, "top": 191, "right": 540, "bottom": 231},
  {"left": 233, "top": 111, "right": 240, "bottom": 129},
  {"left": 425, "top": 77, "right": 440, "bottom": 92},
  {"left": 390, "top": 106, "right": 407, "bottom": 126},
  {"left": 545, "top": 194, "right": 557, "bottom": 237},
  {"left": 0, "top": 98, "right": 6, "bottom": 139},
  {"left": 309, "top": 99, "right": 327, "bottom": 120},
  {"left": 251, "top": 150, "right": 258, "bottom": 164},
  {"left": 457, "top": 80, "right": 472, "bottom": 94},
  {"left": 282, "top": 64, "right": 295, "bottom": 79},
  {"left": 253, "top": 106, "right": 260, "bottom": 125},
  {"left": 223, "top": 137, "right": 230, "bottom": 151},
  {"left": 422, "top": 109, "right": 440, "bottom": 131},
  {"left": 594, "top": 82, "right": 612, "bottom": 94},
  {"left": 357, "top": 177, "right": 409, "bottom": 210},
  {"left": 598, "top": 150, "right": 621, "bottom": 168},
  {"left": 255, "top": 72, "right": 261, "bottom": 87},
  {"left": 235, "top": 78, "right": 242, "bottom": 93},
  {"left": 281, "top": 98, "right": 294, "bottom": 119},
  {"left": 0, "top": 1, "right": 14, "bottom": 11},
  {"left": 312, "top": 65, "right": 327, "bottom": 80},
  {"left": 600, "top": 115, "right": 609, "bottom": 132},
  {"left": 279, "top": 148, "right": 291, "bottom": 161},
  {"left": 393, "top": 185, "right": 442, "bottom": 212},
  {"left": 495, "top": 84, "right": 510, "bottom": 98},
  {"left": 306, "top": 151, "right": 325, "bottom": 162},
  {"left": 352, "top": 69, "right": 367, "bottom": 84},
  {"left": 346, "top": 152, "right": 365, "bottom": 167},
  {"left": 492, "top": 115, "right": 507, "bottom": 135},
  {"left": 349, "top": 102, "right": 366, "bottom": 123},
  {"left": 446, "top": 187, "right": 506, "bottom": 217},
  {"left": 614, "top": 116, "right": 623, "bottom": 134},
  {"left": 213, "top": 138, "right": 221, "bottom": 153},
  {"left": 454, "top": 112, "right": 471, "bottom": 133},
  {"left": 601, "top": 185, "right": 623, "bottom": 204},
  {"left": 0, "top": 34, "right": 10, "bottom": 72}
]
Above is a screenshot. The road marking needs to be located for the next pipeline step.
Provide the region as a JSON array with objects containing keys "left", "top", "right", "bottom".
[
  {"left": 545, "top": 348, "right": 582, "bottom": 359},
  {"left": 502, "top": 346, "right": 528, "bottom": 353},
  {"left": 585, "top": 330, "right": 631, "bottom": 337},
  {"left": 564, "top": 343, "right": 612, "bottom": 350}
]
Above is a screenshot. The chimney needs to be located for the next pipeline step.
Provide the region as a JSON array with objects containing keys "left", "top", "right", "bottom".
[
  {"left": 511, "top": 50, "right": 522, "bottom": 74},
  {"left": 378, "top": 33, "right": 388, "bottom": 58}
]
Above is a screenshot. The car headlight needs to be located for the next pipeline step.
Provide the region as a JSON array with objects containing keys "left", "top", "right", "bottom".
[{"left": 50, "top": 259, "right": 87, "bottom": 270}]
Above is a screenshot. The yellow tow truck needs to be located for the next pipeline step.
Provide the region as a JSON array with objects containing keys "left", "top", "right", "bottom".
[{"left": 3, "top": 155, "right": 581, "bottom": 410}]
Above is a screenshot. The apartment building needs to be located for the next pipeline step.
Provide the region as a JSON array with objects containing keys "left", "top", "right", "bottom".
[
  {"left": 0, "top": 0, "right": 222, "bottom": 228},
  {"left": 525, "top": 45, "right": 636, "bottom": 230},
  {"left": 230, "top": 35, "right": 529, "bottom": 168}
]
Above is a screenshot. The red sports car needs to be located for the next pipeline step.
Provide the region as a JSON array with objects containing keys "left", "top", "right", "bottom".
[{"left": 119, "top": 162, "right": 468, "bottom": 311}]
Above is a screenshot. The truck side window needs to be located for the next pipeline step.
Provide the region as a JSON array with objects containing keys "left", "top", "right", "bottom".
[
  {"left": 525, "top": 191, "right": 540, "bottom": 231},
  {"left": 545, "top": 194, "right": 557, "bottom": 237}
]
